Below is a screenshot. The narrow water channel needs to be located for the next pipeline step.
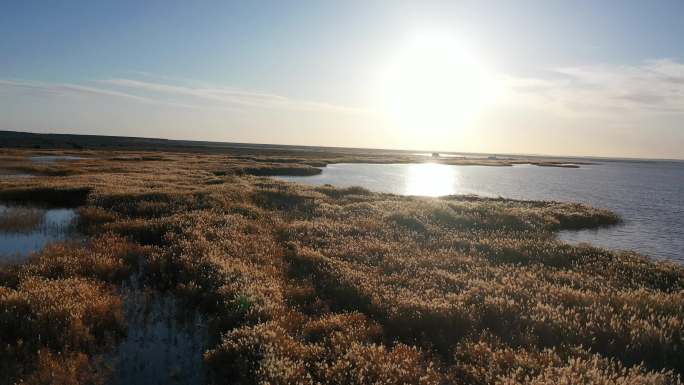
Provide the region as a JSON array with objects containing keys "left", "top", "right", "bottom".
[{"left": 108, "top": 286, "right": 208, "bottom": 385}]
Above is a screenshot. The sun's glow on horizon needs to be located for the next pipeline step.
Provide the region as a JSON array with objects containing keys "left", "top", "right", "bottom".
[
  {"left": 378, "top": 30, "right": 501, "bottom": 140},
  {"left": 404, "top": 162, "right": 457, "bottom": 197}
]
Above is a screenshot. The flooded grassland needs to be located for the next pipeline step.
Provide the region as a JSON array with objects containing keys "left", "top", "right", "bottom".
[{"left": 0, "top": 149, "right": 682, "bottom": 385}]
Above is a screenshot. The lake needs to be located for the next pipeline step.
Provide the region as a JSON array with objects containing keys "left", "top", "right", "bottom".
[{"left": 277, "top": 161, "right": 684, "bottom": 263}]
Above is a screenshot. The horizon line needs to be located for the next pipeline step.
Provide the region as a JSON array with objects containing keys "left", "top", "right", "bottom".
[{"left": 2, "top": 129, "right": 682, "bottom": 163}]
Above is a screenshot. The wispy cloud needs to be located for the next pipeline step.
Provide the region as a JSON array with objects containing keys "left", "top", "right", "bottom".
[
  {"left": 0, "top": 77, "right": 368, "bottom": 115},
  {"left": 503, "top": 58, "right": 684, "bottom": 116},
  {"left": 0, "top": 79, "right": 155, "bottom": 103},
  {"left": 99, "top": 78, "right": 368, "bottom": 114},
  {"left": 0, "top": 79, "right": 198, "bottom": 110}
]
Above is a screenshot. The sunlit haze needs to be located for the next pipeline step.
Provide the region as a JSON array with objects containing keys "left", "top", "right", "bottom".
[
  {"left": 1, "top": 1, "right": 683, "bottom": 159},
  {"left": 377, "top": 29, "right": 500, "bottom": 141}
]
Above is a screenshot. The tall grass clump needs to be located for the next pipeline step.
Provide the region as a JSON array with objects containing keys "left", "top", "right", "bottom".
[{"left": 0, "top": 277, "right": 123, "bottom": 384}]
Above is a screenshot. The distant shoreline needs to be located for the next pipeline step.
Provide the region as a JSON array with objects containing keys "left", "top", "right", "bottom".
[
  {"left": 0, "top": 130, "right": 596, "bottom": 170},
  {"left": 1, "top": 130, "right": 680, "bottom": 164}
]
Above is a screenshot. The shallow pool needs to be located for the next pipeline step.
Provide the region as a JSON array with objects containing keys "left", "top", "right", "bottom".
[
  {"left": 108, "top": 288, "right": 208, "bottom": 385},
  {"left": 0, "top": 204, "right": 77, "bottom": 261}
]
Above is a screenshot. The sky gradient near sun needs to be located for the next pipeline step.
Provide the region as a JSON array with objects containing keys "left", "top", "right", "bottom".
[{"left": 2, "top": 1, "right": 683, "bottom": 159}]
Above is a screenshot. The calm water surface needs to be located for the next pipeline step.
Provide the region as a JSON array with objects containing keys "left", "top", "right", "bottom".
[
  {"left": 278, "top": 161, "right": 684, "bottom": 263},
  {"left": 109, "top": 288, "right": 208, "bottom": 385},
  {"left": 0, "top": 204, "right": 77, "bottom": 261},
  {"left": 30, "top": 155, "right": 85, "bottom": 162}
]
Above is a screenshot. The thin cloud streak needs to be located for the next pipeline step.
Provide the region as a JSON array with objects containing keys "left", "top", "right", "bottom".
[
  {"left": 0, "top": 79, "right": 197, "bottom": 109},
  {"left": 0, "top": 78, "right": 369, "bottom": 115},
  {"left": 0, "top": 79, "right": 154, "bottom": 103},
  {"left": 503, "top": 59, "right": 684, "bottom": 116},
  {"left": 99, "top": 78, "right": 368, "bottom": 114}
]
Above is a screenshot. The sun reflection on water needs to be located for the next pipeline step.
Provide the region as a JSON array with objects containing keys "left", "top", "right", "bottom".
[{"left": 404, "top": 163, "right": 457, "bottom": 197}]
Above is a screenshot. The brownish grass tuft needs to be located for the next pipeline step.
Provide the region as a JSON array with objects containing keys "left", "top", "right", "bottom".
[
  {"left": 23, "top": 234, "right": 151, "bottom": 282},
  {"left": 0, "top": 277, "right": 123, "bottom": 383},
  {"left": 21, "top": 350, "right": 109, "bottom": 385},
  {"left": 0, "top": 206, "right": 44, "bottom": 233}
]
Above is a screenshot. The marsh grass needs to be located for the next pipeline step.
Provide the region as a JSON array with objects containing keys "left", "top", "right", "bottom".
[
  {"left": 0, "top": 186, "right": 91, "bottom": 207},
  {"left": 241, "top": 165, "right": 323, "bottom": 176},
  {"left": 21, "top": 349, "right": 110, "bottom": 385},
  {"left": 0, "top": 206, "right": 44, "bottom": 233},
  {"left": 0, "top": 148, "right": 682, "bottom": 384},
  {"left": 212, "top": 163, "right": 323, "bottom": 177},
  {"left": 0, "top": 277, "right": 124, "bottom": 384}
]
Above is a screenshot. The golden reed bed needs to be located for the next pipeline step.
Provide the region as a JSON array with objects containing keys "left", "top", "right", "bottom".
[{"left": 0, "top": 149, "right": 681, "bottom": 385}]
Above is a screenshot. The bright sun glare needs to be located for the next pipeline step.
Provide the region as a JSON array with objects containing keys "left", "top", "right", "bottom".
[
  {"left": 404, "top": 163, "right": 456, "bottom": 197},
  {"left": 379, "top": 30, "right": 500, "bottom": 135}
]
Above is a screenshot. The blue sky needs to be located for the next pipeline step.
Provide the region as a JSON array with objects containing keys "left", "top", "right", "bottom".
[{"left": 2, "top": 1, "right": 683, "bottom": 158}]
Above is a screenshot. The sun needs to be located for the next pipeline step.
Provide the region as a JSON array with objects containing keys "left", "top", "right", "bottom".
[{"left": 378, "top": 30, "right": 500, "bottom": 136}]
